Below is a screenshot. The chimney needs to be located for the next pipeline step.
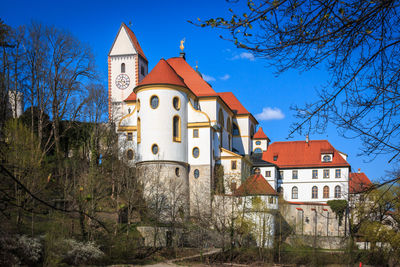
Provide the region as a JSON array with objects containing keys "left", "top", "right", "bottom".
[
  {"left": 179, "top": 52, "right": 186, "bottom": 60},
  {"left": 306, "top": 135, "right": 309, "bottom": 144},
  {"left": 358, "top": 168, "right": 361, "bottom": 173}
]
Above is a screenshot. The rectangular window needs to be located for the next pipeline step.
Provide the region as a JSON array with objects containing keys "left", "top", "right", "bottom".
[
  {"left": 269, "top": 197, "right": 273, "bottom": 204},
  {"left": 279, "top": 171, "right": 284, "bottom": 179},
  {"left": 292, "top": 170, "right": 298, "bottom": 179},
  {"left": 265, "top": 171, "right": 271, "bottom": 177},
  {"left": 127, "top": 132, "right": 133, "bottom": 141},
  {"left": 231, "top": 160, "right": 237, "bottom": 170},
  {"left": 193, "top": 129, "right": 199, "bottom": 138},
  {"left": 323, "top": 169, "right": 330, "bottom": 178},
  {"left": 335, "top": 169, "right": 341, "bottom": 178},
  {"left": 312, "top": 170, "right": 318, "bottom": 179}
]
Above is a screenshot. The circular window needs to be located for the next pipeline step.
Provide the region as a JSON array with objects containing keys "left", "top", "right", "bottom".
[
  {"left": 173, "top": 97, "right": 180, "bottom": 111},
  {"left": 151, "top": 144, "right": 159, "bottom": 155},
  {"left": 255, "top": 141, "right": 261, "bottom": 145},
  {"left": 194, "top": 169, "right": 200, "bottom": 178},
  {"left": 127, "top": 149, "right": 134, "bottom": 160},
  {"left": 192, "top": 147, "right": 200, "bottom": 158},
  {"left": 175, "top": 167, "right": 180, "bottom": 177},
  {"left": 150, "top": 95, "right": 159, "bottom": 109}
]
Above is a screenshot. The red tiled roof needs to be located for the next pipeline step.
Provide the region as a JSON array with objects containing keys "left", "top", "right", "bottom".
[
  {"left": 235, "top": 174, "right": 278, "bottom": 196},
  {"left": 217, "top": 92, "right": 250, "bottom": 115},
  {"left": 125, "top": 91, "right": 136, "bottom": 101},
  {"left": 167, "top": 57, "right": 217, "bottom": 96},
  {"left": 137, "top": 59, "right": 187, "bottom": 88},
  {"left": 122, "top": 23, "right": 147, "bottom": 61},
  {"left": 262, "top": 140, "right": 350, "bottom": 168},
  {"left": 253, "top": 127, "right": 269, "bottom": 140},
  {"left": 349, "top": 172, "right": 373, "bottom": 194}
]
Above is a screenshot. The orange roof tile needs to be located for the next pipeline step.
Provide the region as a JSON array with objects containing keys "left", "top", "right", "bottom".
[
  {"left": 125, "top": 91, "right": 136, "bottom": 101},
  {"left": 167, "top": 57, "right": 217, "bottom": 96},
  {"left": 122, "top": 23, "right": 147, "bottom": 61},
  {"left": 262, "top": 140, "right": 350, "bottom": 168},
  {"left": 349, "top": 172, "right": 373, "bottom": 194},
  {"left": 253, "top": 127, "right": 269, "bottom": 140},
  {"left": 136, "top": 59, "right": 187, "bottom": 88},
  {"left": 217, "top": 92, "right": 250, "bottom": 115},
  {"left": 235, "top": 174, "right": 278, "bottom": 196}
]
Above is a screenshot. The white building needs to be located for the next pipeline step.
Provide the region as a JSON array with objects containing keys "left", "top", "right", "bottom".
[{"left": 109, "top": 23, "right": 368, "bottom": 243}]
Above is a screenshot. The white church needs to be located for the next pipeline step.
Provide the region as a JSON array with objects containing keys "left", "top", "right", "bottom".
[{"left": 108, "top": 23, "right": 369, "bottom": 245}]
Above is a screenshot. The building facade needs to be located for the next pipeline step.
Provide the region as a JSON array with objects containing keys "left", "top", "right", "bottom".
[{"left": 109, "top": 23, "right": 368, "bottom": 243}]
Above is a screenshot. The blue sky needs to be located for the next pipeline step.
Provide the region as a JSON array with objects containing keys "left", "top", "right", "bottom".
[{"left": 1, "top": 0, "right": 396, "bottom": 181}]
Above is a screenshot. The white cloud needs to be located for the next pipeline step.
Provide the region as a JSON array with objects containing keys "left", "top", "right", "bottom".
[
  {"left": 219, "top": 74, "right": 230, "bottom": 81},
  {"left": 202, "top": 74, "right": 216, "bottom": 82},
  {"left": 255, "top": 107, "right": 285, "bottom": 121},
  {"left": 231, "top": 52, "right": 255, "bottom": 61}
]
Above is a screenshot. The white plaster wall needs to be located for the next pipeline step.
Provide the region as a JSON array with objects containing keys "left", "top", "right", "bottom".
[
  {"left": 259, "top": 166, "right": 278, "bottom": 190},
  {"left": 253, "top": 139, "right": 268, "bottom": 152},
  {"left": 136, "top": 88, "right": 188, "bottom": 163},
  {"left": 188, "top": 127, "right": 211, "bottom": 165},
  {"left": 277, "top": 167, "right": 349, "bottom": 203},
  {"left": 236, "top": 117, "right": 251, "bottom": 155},
  {"left": 199, "top": 100, "right": 217, "bottom": 122}
]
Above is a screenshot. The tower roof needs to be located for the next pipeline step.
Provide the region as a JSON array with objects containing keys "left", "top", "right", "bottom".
[
  {"left": 167, "top": 57, "right": 217, "bottom": 96},
  {"left": 136, "top": 59, "right": 187, "bottom": 88},
  {"left": 253, "top": 127, "right": 270, "bottom": 141},
  {"left": 122, "top": 23, "right": 147, "bottom": 61},
  {"left": 235, "top": 174, "right": 278, "bottom": 196}
]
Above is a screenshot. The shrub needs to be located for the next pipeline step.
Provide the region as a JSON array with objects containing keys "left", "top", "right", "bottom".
[{"left": 63, "top": 239, "right": 104, "bottom": 265}]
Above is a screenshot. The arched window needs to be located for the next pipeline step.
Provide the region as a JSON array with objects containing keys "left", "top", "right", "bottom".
[
  {"left": 292, "top": 186, "right": 298, "bottom": 199},
  {"left": 137, "top": 99, "right": 140, "bottom": 112},
  {"left": 173, "top": 115, "right": 181, "bottom": 142},
  {"left": 312, "top": 186, "right": 318, "bottom": 199},
  {"left": 323, "top": 186, "right": 329, "bottom": 198},
  {"left": 227, "top": 118, "right": 231, "bottom": 134},
  {"left": 121, "top": 63, "right": 125, "bottom": 73},
  {"left": 335, "top": 186, "right": 341, "bottom": 198},
  {"left": 254, "top": 148, "right": 262, "bottom": 153},
  {"left": 218, "top": 109, "right": 224, "bottom": 128},
  {"left": 137, "top": 117, "right": 141, "bottom": 143},
  {"left": 233, "top": 123, "right": 240, "bottom": 136}
]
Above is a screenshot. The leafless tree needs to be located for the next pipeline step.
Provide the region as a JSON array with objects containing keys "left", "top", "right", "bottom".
[{"left": 193, "top": 0, "right": 400, "bottom": 162}]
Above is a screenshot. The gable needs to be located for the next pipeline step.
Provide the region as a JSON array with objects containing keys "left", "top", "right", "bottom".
[{"left": 109, "top": 25, "right": 137, "bottom": 56}]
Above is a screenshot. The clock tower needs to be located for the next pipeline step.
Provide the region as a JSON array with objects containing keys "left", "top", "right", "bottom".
[{"left": 108, "top": 23, "right": 148, "bottom": 123}]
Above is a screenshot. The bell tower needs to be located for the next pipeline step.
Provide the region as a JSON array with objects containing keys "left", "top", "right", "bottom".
[{"left": 108, "top": 23, "right": 148, "bottom": 123}]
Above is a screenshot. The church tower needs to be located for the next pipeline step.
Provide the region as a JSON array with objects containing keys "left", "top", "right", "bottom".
[{"left": 108, "top": 23, "right": 148, "bottom": 123}]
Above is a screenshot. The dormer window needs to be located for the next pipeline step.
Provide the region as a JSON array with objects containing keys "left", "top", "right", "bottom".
[
  {"left": 322, "top": 154, "right": 332, "bottom": 162},
  {"left": 273, "top": 154, "right": 278, "bottom": 161}
]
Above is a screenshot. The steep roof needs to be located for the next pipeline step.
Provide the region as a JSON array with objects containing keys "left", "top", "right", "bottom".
[
  {"left": 122, "top": 23, "right": 147, "bottom": 61},
  {"left": 125, "top": 91, "right": 137, "bottom": 101},
  {"left": 217, "top": 92, "right": 250, "bottom": 115},
  {"left": 349, "top": 172, "right": 373, "bottom": 194},
  {"left": 262, "top": 140, "right": 350, "bottom": 168},
  {"left": 136, "top": 59, "right": 187, "bottom": 88},
  {"left": 253, "top": 127, "right": 270, "bottom": 140},
  {"left": 235, "top": 174, "right": 278, "bottom": 196},
  {"left": 166, "top": 57, "right": 217, "bottom": 96}
]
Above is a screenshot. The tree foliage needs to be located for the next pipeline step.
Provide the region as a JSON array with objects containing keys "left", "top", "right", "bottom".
[{"left": 193, "top": 0, "right": 400, "bottom": 161}]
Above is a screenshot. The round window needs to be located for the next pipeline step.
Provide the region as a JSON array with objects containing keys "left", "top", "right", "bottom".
[
  {"left": 194, "top": 169, "right": 200, "bottom": 178},
  {"left": 175, "top": 167, "right": 180, "bottom": 177},
  {"left": 192, "top": 147, "right": 200, "bottom": 158},
  {"left": 151, "top": 144, "right": 159, "bottom": 155},
  {"left": 127, "top": 149, "right": 134, "bottom": 160},
  {"left": 323, "top": 155, "right": 331, "bottom": 162},
  {"left": 173, "top": 97, "right": 180, "bottom": 111},
  {"left": 255, "top": 141, "right": 261, "bottom": 145},
  {"left": 150, "top": 95, "right": 159, "bottom": 109}
]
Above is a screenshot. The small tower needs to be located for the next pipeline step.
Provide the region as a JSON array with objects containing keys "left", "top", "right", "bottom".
[
  {"left": 252, "top": 127, "right": 270, "bottom": 152},
  {"left": 108, "top": 23, "right": 148, "bottom": 123}
]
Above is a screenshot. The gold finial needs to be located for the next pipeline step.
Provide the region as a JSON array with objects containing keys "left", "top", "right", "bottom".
[
  {"left": 128, "top": 21, "right": 132, "bottom": 27},
  {"left": 180, "top": 38, "right": 185, "bottom": 52},
  {"left": 195, "top": 61, "right": 198, "bottom": 71}
]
